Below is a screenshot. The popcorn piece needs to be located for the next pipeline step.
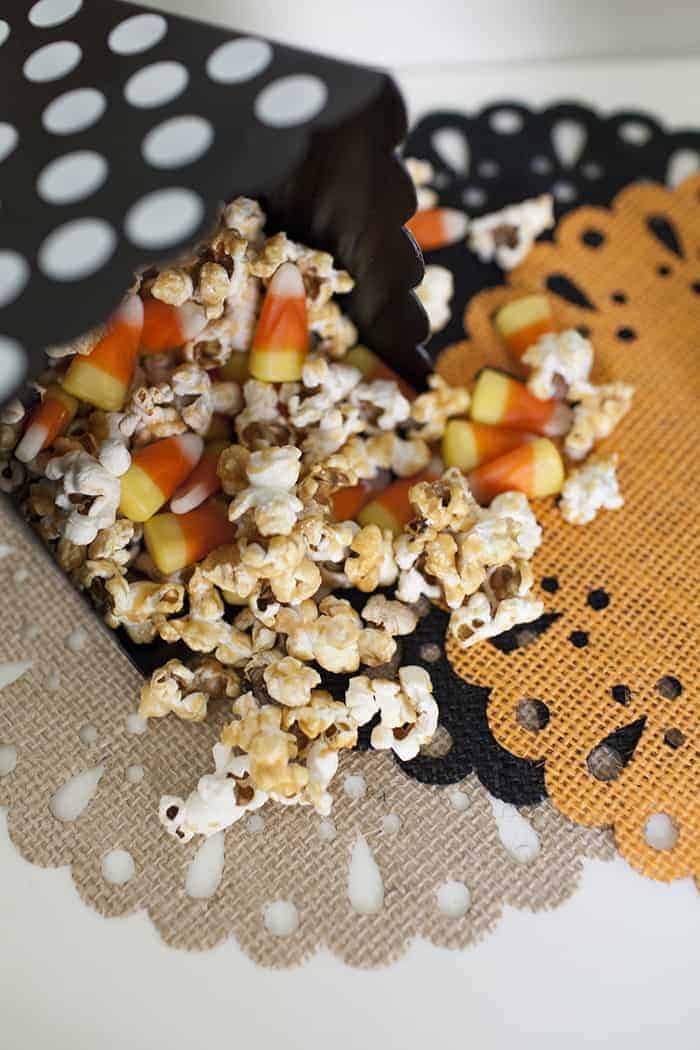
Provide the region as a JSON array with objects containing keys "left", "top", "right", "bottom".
[
  {"left": 160, "top": 744, "right": 267, "bottom": 841},
  {"left": 223, "top": 196, "right": 266, "bottom": 241},
  {"left": 409, "top": 468, "right": 480, "bottom": 532},
  {"left": 351, "top": 379, "right": 411, "bottom": 431},
  {"left": 482, "top": 491, "right": 543, "bottom": 559},
  {"left": 468, "top": 194, "right": 554, "bottom": 269},
  {"left": 564, "top": 382, "right": 634, "bottom": 460},
  {"left": 442, "top": 419, "right": 532, "bottom": 472},
  {"left": 87, "top": 518, "right": 140, "bottom": 567},
  {"left": 416, "top": 265, "right": 454, "bottom": 333},
  {"left": 468, "top": 437, "right": 564, "bottom": 503},
  {"left": 406, "top": 207, "right": 469, "bottom": 251},
  {"left": 45, "top": 450, "right": 122, "bottom": 545},
  {"left": 45, "top": 325, "right": 104, "bottom": 360},
  {"left": 123, "top": 382, "right": 185, "bottom": 441},
  {"left": 221, "top": 694, "right": 308, "bottom": 797},
  {"left": 119, "top": 433, "right": 203, "bottom": 522},
  {"left": 345, "top": 524, "right": 398, "bottom": 592},
  {"left": 62, "top": 295, "right": 144, "bottom": 411},
  {"left": 405, "top": 156, "right": 438, "bottom": 211},
  {"left": 494, "top": 294, "right": 554, "bottom": 360},
  {"left": 249, "top": 263, "right": 308, "bottom": 383},
  {"left": 235, "top": 380, "right": 291, "bottom": 449},
  {"left": 0, "top": 455, "right": 25, "bottom": 493},
  {"left": 228, "top": 445, "right": 303, "bottom": 536},
  {"left": 347, "top": 666, "right": 438, "bottom": 762},
  {"left": 559, "top": 454, "right": 623, "bottom": 525},
  {"left": 150, "top": 268, "right": 194, "bottom": 307},
  {"left": 410, "top": 374, "right": 471, "bottom": 442},
  {"left": 471, "top": 368, "right": 572, "bottom": 436},
  {"left": 523, "top": 329, "right": 593, "bottom": 400},
  {"left": 263, "top": 656, "right": 321, "bottom": 708},
  {"left": 344, "top": 345, "right": 416, "bottom": 402},
  {"left": 449, "top": 590, "right": 543, "bottom": 648},
  {"left": 104, "top": 576, "right": 185, "bottom": 642},
  {"left": 140, "top": 657, "right": 240, "bottom": 720}
]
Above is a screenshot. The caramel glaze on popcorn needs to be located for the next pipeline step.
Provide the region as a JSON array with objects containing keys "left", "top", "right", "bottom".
[{"left": 5, "top": 191, "right": 634, "bottom": 844}]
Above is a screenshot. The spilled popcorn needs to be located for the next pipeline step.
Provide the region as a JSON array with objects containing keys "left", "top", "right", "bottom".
[{"left": 4, "top": 192, "right": 634, "bottom": 843}]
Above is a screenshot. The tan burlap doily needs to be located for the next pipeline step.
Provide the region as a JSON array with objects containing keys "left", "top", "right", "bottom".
[
  {"left": 439, "top": 175, "right": 700, "bottom": 885},
  {"left": 0, "top": 500, "right": 614, "bottom": 965}
]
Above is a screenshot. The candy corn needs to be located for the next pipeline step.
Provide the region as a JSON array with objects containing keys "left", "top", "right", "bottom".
[
  {"left": 494, "top": 295, "right": 554, "bottom": 360},
  {"left": 470, "top": 368, "right": 572, "bottom": 436},
  {"left": 331, "top": 479, "right": 379, "bottom": 522},
  {"left": 468, "top": 437, "right": 564, "bottom": 504},
  {"left": 15, "top": 385, "right": 78, "bottom": 463},
  {"left": 170, "top": 440, "right": 227, "bottom": 515},
  {"left": 218, "top": 351, "right": 250, "bottom": 384},
  {"left": 406, "top": 207, "right": 469, "bottom": 252},
  {"left": 119, "top": 433, "right": 203, "bottom": 522},
  {"left": 140, "top": 298, "right": 207, "bottom": 353},
  {"left": 358, "top": 470, "right": 437, "bottom": 535},
  {"left": 144, "top": 501, "right": 237, "bottom": 575},
  {"left": 62, "top": 295, "right": 144, "bottom": 411},
  {"left": 442, "top": 420, "right": 534, "bottom": 473},
  {"left": 344, "top": 345, "right": 416, "bottom": 401},
  {"left": 248, "top": 263, "right": 308, "bottom": 383}
]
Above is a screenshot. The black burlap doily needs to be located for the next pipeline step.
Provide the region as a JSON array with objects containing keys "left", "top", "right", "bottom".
[
  {"left": 388, "top": 102, "right": 700, "bottom": 804},
  {"left": 405, "top": 102, "right": 700, "bottom": 357}
]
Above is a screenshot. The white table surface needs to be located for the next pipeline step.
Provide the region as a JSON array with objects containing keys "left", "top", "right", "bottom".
[{"left": 2, "top": 52, "right": 700, "bottom": 1050}]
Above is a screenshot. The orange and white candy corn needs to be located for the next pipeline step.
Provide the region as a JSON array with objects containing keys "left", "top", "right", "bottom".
[
  {"left": 331, "top": 477, "right": 382, "bottom": 523},
  {"left": 470, "top": 368, "right": 571, "bottom": 437},
  {"left": 358, "top": 470, "right": 437, "bottom": 535},
  {"left": 344, "top": 345, "right": 416, "bottom": 401},
  {"left": 248, "top": 263, "right": 308, "bottom": 383},
  {"left": 442, "top": 419, "right": 534, "bottom": 473},
  {"left": 170, "top": 440, "right": 227, "bottom": 515},
  {"left": 468, "top": 437, "right": 564, "bottom": 504},
  {"left": 494, "top": 295, "right": 554, "bottom": 360},
  {"left": 144, "top": 501, "right": 236, "bottom": 575},
  {"left": 119, "top": 433, "right": 203, "bottom": 522},
  {"left": 15, "top": 385, "right": 78, "bottom": 463},
  {"left": 140, "top": 298, "right": 207, "bottom": 353},
  {"left": 406, "top": 207, "right": 469, "bottom": 252},
  {"left": 62, "top": 295, "right": 144, "bottom": 412}
]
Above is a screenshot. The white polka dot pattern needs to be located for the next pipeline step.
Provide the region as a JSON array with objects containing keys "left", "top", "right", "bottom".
[
  {"left": 108, "top": 13, "right": 166, "bottom": 55},
  {"left": 124, "top": 188, "right": 204, "bottom": 249},
  {"left": 42, "top": 87, "right": 106, "bottom": 134},
  {"left": 124, "top": 61, "right": 189, "bottom": 109},
  {"left": 23, "top": 40, "right": 82, "bottom": 82},
  {"left": 39, "top": 218, "right": 116, "bottom": 281},
  {"left": 37, "top": 150, "right": 108, "bottom": 204},
  {"left": 28, "top": 0, "right": 83, "bottom": 28},
  {"left": 0, "top": 1, "right": 426, "bottom": 410}
]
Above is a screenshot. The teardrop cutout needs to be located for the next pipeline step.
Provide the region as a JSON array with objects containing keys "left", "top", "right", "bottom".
[
  {"left": 666, "top": 149, "right": 700, "bottom": 189},
  {"left": 646, "top": 214, "right": 684, "bottom": 258},
  {"left": 186, "top": 831, "right": 225, "bottom": 899},
  {"left": 546, "top": 273, "right": 595, "bottom": 310},
  {"left": 49, "top": 765, "right": 104, "bottom": 822},
  {"left": 348, "top": 834, "right": 384, "bottom": 914},
  {"left": 551, "top": 119, "right": 587, "bottom": 168},
  {"left": 587, "top": 716, "right": 646, "bottom": 781},
  {"left": 431, "top": 127, "right": 470, "bottom": 176},
  {"left": 489, "top": 796, "right": 540, "bottom": 862},
  {"left": 489, "top": 612, "right": 561, "bottom": 654}
]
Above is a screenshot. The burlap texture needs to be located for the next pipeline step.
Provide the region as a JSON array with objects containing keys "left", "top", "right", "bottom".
[
  {"left": 438, "top": 175, "right": 700, "bottom": 884},
  {"left": 0, "top": 501, "right": 614, "bottom": 965}
]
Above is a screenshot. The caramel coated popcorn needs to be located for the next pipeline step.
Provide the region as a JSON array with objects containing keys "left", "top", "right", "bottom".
[{"left": 7, "top": 187, "right": 635, "bottom": 845}]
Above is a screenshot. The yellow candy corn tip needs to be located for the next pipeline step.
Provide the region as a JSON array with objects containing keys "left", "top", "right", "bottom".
[
  {"left": 357, "top": 502, "right": 401, "bottom": 536},
  {"left": 118, "top": 465, "right": 166, "bottom": 522},
  {"left": 441, "top": 420, "right": 478, "bottom": 472},
  {"left": 470, "top": 370, "right": 510, "bottom": 425},
  {"left": 532, "top": 438, "right": 565, "bottom": 497},
  {"left": 495, "top": 295, "right": 550, "bottom": 336},
  {"left": 143, "top": 514, "right": 188, "bottom": 576},
  {"left": 62, "top": 360, "right": 128, "bottom": 411},
  {"left": 249, "top": 350, "right": 305, "bottom": 383}
]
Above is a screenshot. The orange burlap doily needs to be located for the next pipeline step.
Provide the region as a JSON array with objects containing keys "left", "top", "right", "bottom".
[{"left": 438, "top": 175, "right": 700, "bottom": 883}]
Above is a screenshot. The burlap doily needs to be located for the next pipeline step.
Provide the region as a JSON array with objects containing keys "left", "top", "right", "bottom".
[
  {"left": 0, "top": 501, "right": 615, "bottom": 965},
  {"left": 438, "top": 175, "right": 700, "bottom": 884}
]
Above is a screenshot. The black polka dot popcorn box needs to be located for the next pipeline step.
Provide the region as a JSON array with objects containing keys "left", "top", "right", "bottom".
[
  {"left": 0, "top": 0, "right": 431, "bottom": 402},
  {"left": 0, "top": 0, "right": 697, "bottom": 970}
]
